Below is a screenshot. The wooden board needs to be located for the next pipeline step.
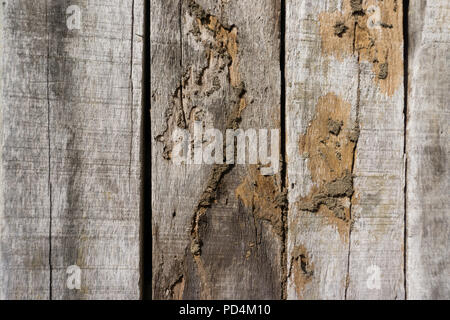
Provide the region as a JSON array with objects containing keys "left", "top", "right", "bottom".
[
  {"left": 286, "top": 0, "right": 405, "bottom": 299},
  {"left": 0, "top": 0, "right": 143, "bottom": 299},
  {"left": 151, "top": 0, "right": 284, "bottom": 299},
  {"left": 0, "top": 0, "right": 51, "bottom": 300},
  {"left": 406, "top": 0, "right": 450, "bottom": 300}
]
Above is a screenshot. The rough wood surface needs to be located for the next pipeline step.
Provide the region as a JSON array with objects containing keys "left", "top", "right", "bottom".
[
  {"left": 151, "top": 0, "right": 283, "bottom": 299},
  {"left": 286, "top": 0, "right": 405, "bottom": 299},
  {"left": 0, "top": 0, "right": 448, "bottom": 301},
  {"left": 0, "top": 0, "right": 143, "bottom": 299},
  {"left": 406, "top": 0, "right": 450, "bottom": 300}
]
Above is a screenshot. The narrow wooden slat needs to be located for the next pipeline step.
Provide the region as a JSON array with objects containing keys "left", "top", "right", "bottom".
[
  {"left": 151, "top": 0, "right": 184, "bottom": 299},
  {"left": 286, "top": 0, "right": 405, "bottom": 299},
  {"left": 406, "top": 0, "right": 450, "bottom": 299},
  {"left": 151, "top": 0, "right": 283, "bottom": 299},
  {"left": 0, "top": 0, "right": 143, "bottom": 299},
  {"left": 0, "top": 1, "right": 51, "bottom": 300}
]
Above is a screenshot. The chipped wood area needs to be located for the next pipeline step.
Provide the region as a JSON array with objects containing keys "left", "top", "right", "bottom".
[
  {"left": 297, "top": 93, "right": 358, "bottom": 242},
  {"left": 288, "top": 245, "right": 315, "bottom": 300},
  {"left": 235, "top": 166, "right": 286, "bottom": 237},
  {"left": 319, "top": 0, "right": 403, "bottom": 95}
]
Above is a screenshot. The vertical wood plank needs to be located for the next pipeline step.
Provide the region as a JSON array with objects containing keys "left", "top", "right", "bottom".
[
  {"left": 151, "top": 0, "right": 184, "bottom": 299},
  {"left": 286, "top": 0, "right": 405, "bottom": 299},
  {"left": 0, "top": 1, "right": 51, "bottom": 300},
  {"left": 406, "top": 0, "right": 450, "bottom": 300},
  {"left": 151, "top": 0, "right": 283, "bottom": 299},
  {"left": 1, "top": 0, "right": 143, "bottom": 299}
]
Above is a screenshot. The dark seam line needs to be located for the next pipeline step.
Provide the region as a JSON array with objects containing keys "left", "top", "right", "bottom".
[
  {"left": 345, "top": 23, "right": 361, "bottom": 299},
  {"left": 280, "top": 0, "right": 288, "bottom": 300},
  {"left": 141, "top": 0, "right": 151, "bottom": 299},
  {"left": 45, "top": 0, "right": 53, "bottom": 300},
  {"left": 129, "top": 0, "right": 135, "bottom": 195},
  {"left": 403, "top": 0, "right": 409, "bottom": 301},
  {"left": 179, "top": 1, "right": 183, "bottom": 110}
]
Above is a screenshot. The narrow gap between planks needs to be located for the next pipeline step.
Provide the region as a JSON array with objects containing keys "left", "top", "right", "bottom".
[
  {"left": 402, "top": 0, "right": 409, "bottom": 301},
  {"left": 141, "top": 0, "right": 152, "bottom": 300}
]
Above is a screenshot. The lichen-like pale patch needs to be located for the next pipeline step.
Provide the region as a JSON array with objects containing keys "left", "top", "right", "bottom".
[{"left": 319, "top": 0, "right": 403, "bottom": 96}]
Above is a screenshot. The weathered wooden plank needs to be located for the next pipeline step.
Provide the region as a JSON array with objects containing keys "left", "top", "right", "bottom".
[
  {"left": 151, "top": 0, "right": 283, "bottom": 299},
  {"left": 406, "top": 0, "right": 450, "bottom": 300},
  {"left": 0, "top": 0, "right": 143, "bottom": 299},
  {"left": 151, "top": 0, "right": 184, "bottom": 299},
  {"left": 286, "top": 0, "right": 405, "bottom": 299},
  {"left": 0, "top": 1, "right": 51, "bottom": 300}
]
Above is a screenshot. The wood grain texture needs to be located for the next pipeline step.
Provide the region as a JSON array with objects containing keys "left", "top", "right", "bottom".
[
  {"left": 406, "top": 0, "right": 450, "bottom": 300},
  {"left": 0, "top": 0, "right": 51, "bottom": 300},
  {"left": 286, "top": 0, "right": 405, "bottom": 299},
  {"left": 151, "top": 0, "right": 283, "bottom": 299},
  {"left": 0, "top": 0, "right": 448, "bottom": 301},
  {"left": 0, "top": 0, "right": 143, "bottom": 299}
]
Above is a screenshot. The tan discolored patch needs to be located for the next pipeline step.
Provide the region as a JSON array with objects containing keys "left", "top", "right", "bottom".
[
  {"left": 298, "top": 93, "right": 358, "bottom": 241},
  {"left": 319, "top": 0, "right": 403, "bottom": 96},
  {"left": 299, "top": 93, "right": 356, "bottom": 183},
  {"left": 170, "top": 275, "right": 185, "bottom": 300},
  {"left": 206, "top": 16, "right": 241, "bottom": 87},
  {"left": 289, "top": 245, "right": 314, "bottom": 299},
  {"left": 156, "top": 0, "right": 247, "bottom": 159},
  {"left": 235, "top": 166, "right": 286, "bottom": 237}
]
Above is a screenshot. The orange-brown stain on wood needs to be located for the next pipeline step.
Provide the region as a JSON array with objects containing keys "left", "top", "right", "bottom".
[
  {"left": 289, "top": 245, "right": 314, "bottom": 299},
  {"left": 319, "top": 0, "right": 403, "bottom": 96},
  {"left": 235, "top": 166, "right": 285, "bottom": 237},
  {"left": 157, "top": 0, "right": 247, "bottom": 160},
  {"left": 205, "top": 16, "right": 241, "bottom": 88},
  {"left": 297, "top": 93, "right": 358, "bottom": 241},
  {"left": 170, "top": 276, "right": 185, "bottom": 300}
]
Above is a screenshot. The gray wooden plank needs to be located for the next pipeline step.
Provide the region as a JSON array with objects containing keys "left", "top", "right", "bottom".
[
  {"left": 0, "top": 0, "right": 51, "bottom": 300},
  {"left": 286, "top": 0, "right": 405, "bottom": 299},
  {"left": 0, "top": 0, "right": 143, "bottom": 299},
  {"left": 151, "top": 0, "right": 283, "bottom": 299},
  {"left": 406, "top": 0, "right": 450, "bottom": 300},
  {"left": 151, "top": 0, "right": 184, "bottom": 300}
]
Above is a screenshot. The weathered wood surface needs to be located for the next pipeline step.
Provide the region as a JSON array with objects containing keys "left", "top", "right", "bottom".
[
  {"left": 0, "top": 0, "right": 143, "bottom": 299},
  {"left": 286, "top": 0, "right": 405, "bottom": 299},
  {"left": 406, "top": 0, "right": 450, "bottom": 299},
  {"left": 151, "top": 0, "right": 284, "bottom": 299},
  {"left": 0, "top": 0, "right": 448, "bottom": 300}
]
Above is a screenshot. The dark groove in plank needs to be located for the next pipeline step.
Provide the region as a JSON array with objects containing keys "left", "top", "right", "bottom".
[
  {"left": 45, "top": 0, "right": 53, "bottom": 300},
  {"left": 280, "top": 0, "right": 288, "bottom": 300},
  {"left": 403, "top": 0, "right": 409, "bottom": 301},
  {"left": 129, "top": 0, "right": 135, "bottom": 195},
  {"left": 142, "top": 0, "right": 151, "bottom": 300}
]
